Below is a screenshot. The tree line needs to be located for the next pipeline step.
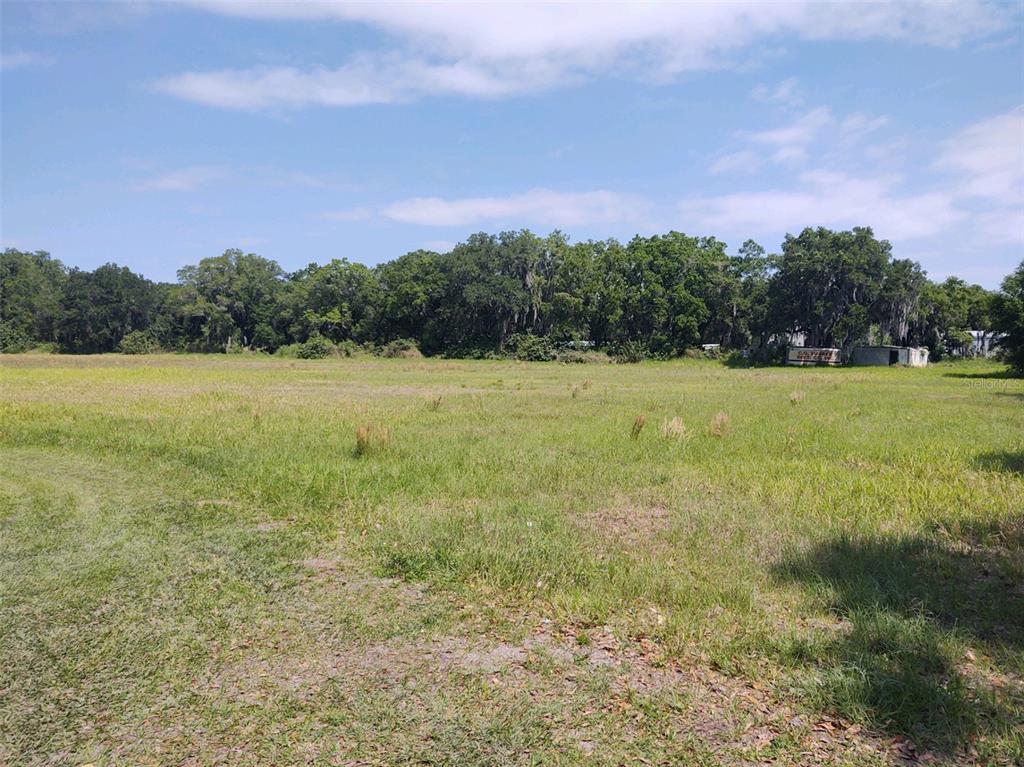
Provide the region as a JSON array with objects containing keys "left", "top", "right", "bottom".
[{"left": 1, "top": 226, "right": 1021, "bottom": 369}]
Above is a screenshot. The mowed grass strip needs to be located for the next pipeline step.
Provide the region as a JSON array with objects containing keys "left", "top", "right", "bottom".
[{"left": 0, "top": 355, "right": 1021, "bottom": 766}]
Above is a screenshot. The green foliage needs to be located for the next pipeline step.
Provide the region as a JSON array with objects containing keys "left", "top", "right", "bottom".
[
  {"left": 555, "top": 349, "right": 609, "bottom": 364},
  {"left": 379, "top": 338, "right": 422, "bottom": 358},
  {"left": 295, "top": 335, "right": 334, "bottom": 359},
  {"left": 609, "top": 340, "right": 648, "bottom": 363},
  {"left": 118, "top": 330, "right": 160, "bottom": 355},
  {"left": 0, "top": 249, "right": 66, "bottom": 348},
  {"left": 772, "top": 227, "right": 890, "bottom": 349},
  {"left": 506, "top": 333, "right": 555, "bottom": 361},
  {"left": 1, "top": 232, "right": 1015, "bottom": 371},
  {"left": 0, "top": 320, "right": 34, "bottom": 353},
  {"left": 991, "top": 260, "right": 1024, "bottom": 373},
  {"left": 57, "top": 263, "right": 160, "bottom": 353}
]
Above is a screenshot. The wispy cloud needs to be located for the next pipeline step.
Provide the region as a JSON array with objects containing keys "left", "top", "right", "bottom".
[
  {"left": 381, "top": 189, "right": 650, "bottom": 227},
  {"left": 937, "top": 106, "right": 1023, "bottom": 202},
  {"left": 708, "top": 150, "right": 761, "bottom": 175},
  {"left": 751, "top": 76, "right": 802, "bottom": 107},
  {"left": 160, "top": 1, "right": 1012, "bottom": 109},
  {"left": 423, "top": 240, "right": 456, "bottom": 253},
  {"left": 710, "top": 104, "right": 890, "bottom": 174},
  {"left": 321, "top": 206, "right": 373, "bottom": 222},
  {"left": 936, "top": 105, "right": 1024, "bottom": 244},
  {"left": 153, "top": 54, "right": 552, "bottom": 110},
  {"left": 0, "top": 51, "right": 55, "bottom": 71},
  {"left": 745, "top": 106, "right": 833, "bottom": 148},
  {"left": 135, "top": 165, "right": 227, "bottom": 192},
  {"left": 690, "top": 105, "right": 1024, "bottom": 246},
  {"left": 680, "top": 170, "right": 965, "bottom": 241}
]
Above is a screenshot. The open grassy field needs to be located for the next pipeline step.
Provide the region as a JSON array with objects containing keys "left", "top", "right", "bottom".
[{"left": 1, "top": 355, "right": 1021, "bottom": 766}]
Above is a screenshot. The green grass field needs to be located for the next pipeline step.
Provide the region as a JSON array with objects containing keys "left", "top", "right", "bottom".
[{"left": 1, "top": 355, "right": 1021, "bottom": 766}]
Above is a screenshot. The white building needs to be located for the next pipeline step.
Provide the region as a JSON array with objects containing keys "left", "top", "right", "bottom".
[{"left": 852, "top": 346, "right": 929, "bottom": 367}]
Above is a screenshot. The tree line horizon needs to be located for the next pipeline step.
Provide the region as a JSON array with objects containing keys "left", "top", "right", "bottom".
[{"left": 2, "top": 226, "right": 1022, "bottom": 369}]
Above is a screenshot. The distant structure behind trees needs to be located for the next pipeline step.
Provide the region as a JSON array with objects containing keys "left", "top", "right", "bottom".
[{"left": 1, "top": 227, "right": 1020, "bottom": 372}]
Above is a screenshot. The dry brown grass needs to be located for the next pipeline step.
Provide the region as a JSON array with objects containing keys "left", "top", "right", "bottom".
[
  {"left": 660, "top": 417, "right": 687, "bottom": 440},
  {"left": 709, "top": 411, "right": 730, "bottom": 437},
  {"left": 354, "top": 423, "right": 393, "bottom": 456},
  {"left": 630, "top": 414, "right": 647, "bottom": 440},
  {"left": 790, "top": 390, "right": 806, "bottom": 405}
]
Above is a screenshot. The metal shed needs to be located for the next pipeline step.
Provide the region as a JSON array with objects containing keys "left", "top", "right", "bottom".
[{"left": 852, "top": 345, "right": 929, "bottom": 367}]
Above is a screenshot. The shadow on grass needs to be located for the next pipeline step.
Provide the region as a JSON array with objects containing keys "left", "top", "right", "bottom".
[
  {"left": 975, "top": 450, "right": 1024, "bottom": 476},
  {"left": 942, "top": 368, "right": 1019, "bottom": 380},
  {"left": 774, "top": 522, "right": 1023, "bottom": 754}
]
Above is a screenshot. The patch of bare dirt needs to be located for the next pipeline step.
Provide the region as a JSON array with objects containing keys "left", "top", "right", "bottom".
[{"left": 582, "top": 496, "right": 673, "bottom": 547}]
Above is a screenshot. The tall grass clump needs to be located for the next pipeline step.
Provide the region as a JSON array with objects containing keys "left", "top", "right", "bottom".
[
  {"left": 631, "top": 415, "right": 647, "bottom": 439},
  {"left": 660, "top": 417, "right": 687, "bottom": 440},
  {"left": 709, "top": 411, "right": 730, "bottom": 437},
  {"left": 354, "top": 423, "right": 393, "bottom": 457}
]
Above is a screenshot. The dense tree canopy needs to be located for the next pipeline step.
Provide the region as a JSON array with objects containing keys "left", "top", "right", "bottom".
[
  {"left": 991, "top": 261, "right": 1024, "bottom": 373},
  {"left": 1, "top": 230, "right": 1018, "bottom": 370}
]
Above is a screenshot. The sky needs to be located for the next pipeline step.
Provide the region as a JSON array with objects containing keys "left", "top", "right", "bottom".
[{"left": 1, "top": 1, "right": 1022, "bottom": 287}]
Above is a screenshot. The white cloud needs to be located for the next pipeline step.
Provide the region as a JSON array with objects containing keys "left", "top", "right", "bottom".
[
  {"left": 423, "top": 240, "right": 456, "bottom": 253},
  {"left": 937, "top": 106, "right": 1023, "bottom": 201},
  {"left": 154, "top": 53, "right": 555, "bottom": 109},
  {"left": 0, "top": 51, "right": 55, "bottom": 71},
  {"left": 321, "top": 206, "right": 373, "bottom": 222},
  {"left": 135, "top": 166, "right": 227, "bottom": 191},
  {"left": 680, "top": 170, "right": 965, "bottom": 241},
  {"left": 162, "top": 1, "right": 1012, "bottom": 109},
  {"left": 936, "top": 106, "right": 1024, "bottom": 244},
  {"left": 745, "top": 106, "right": 833, "bottom": 147},
  {"left": 711, "top": 103, "right": 891, "bottom": 174},
  {"left": 381, "top": 188, "right": 649, "bottom": 227},
  {"left": 752, "top": 76, "right": 802, "bottom": 106},
  {"left": 709, "top": 150, "right": 762, "bottom": 175},
  {"left": 695, "top": 105, "right": 1024, "bottom": 248}
]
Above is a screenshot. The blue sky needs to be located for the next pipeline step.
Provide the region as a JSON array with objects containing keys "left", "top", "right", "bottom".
[{"left": 2, "top": 1, "right": 1022, "bottom": 286}]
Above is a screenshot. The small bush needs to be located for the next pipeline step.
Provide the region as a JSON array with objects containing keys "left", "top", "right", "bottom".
[
  {"left": 556, "top": 350, "right": 610, "bottom": 364},
  {"left": 335, "top": 339, "right": 362, "bottom": 357},
  {"left": 355, "top": 423, "right": 393, "bottom": 457},
  {"left": 660, "top": 417, "right": 688, "bottom": 439},
  {"left": 610, "top": 341, "right": 648, "bottom": 364},
  {"left": 722, "top": 350, "right": 752, "bottom": 368},
  {"left": 296, "top": 336, "right": 334, "bottom": 359},
  {"left": 507, "top": 333, "right": 556, "bottom": 362},
  {"left": 709, "top": 411, "right": 731, "bottom": 437},
  {"left": 380, "top": 338, "right": 422, "bottom": 359},
  {"left": 119, "top": 330, "right": 160, "bottom": 355},
  {"left": 631, "top": 414, "right": 647, "bottom": 440}
]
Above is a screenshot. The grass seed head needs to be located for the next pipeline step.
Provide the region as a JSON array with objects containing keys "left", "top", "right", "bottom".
[
  {"left": 355, "top": 423, "right": 392, "bottom": 457},
  {"left": 660, "top": 417, "right": 687, "bottom": 440},
  {"left": 709, "top": 411, "right": 730, "bottom": 437}
]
